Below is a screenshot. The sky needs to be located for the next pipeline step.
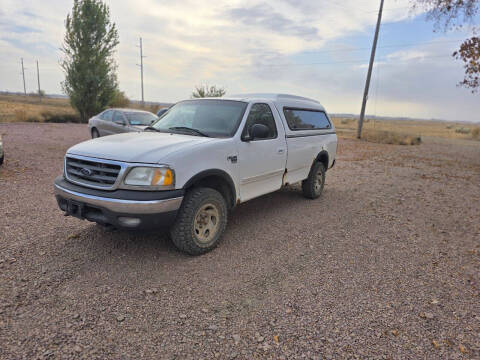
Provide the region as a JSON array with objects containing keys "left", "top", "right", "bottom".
[{"left": 0, "top": 0, "right": 478, "bottom": 122}]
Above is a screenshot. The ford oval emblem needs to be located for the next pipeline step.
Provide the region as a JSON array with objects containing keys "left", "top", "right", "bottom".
[{"left": 80, "top": 168, "right": 93, "bottom": 176}]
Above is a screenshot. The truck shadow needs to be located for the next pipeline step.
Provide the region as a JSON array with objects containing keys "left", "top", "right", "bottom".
[
  {"left": 80, "top": 183, "right": 333, "bottom": 258},
  {"left": 37, "top": 183, "right": 345, "bottom": 296}
]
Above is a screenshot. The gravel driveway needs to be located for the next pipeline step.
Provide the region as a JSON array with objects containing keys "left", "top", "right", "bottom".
[{"left": 0, "top": 122, "right": 479, "bottom": 359}]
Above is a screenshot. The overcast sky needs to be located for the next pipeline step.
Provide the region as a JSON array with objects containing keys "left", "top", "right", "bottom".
[{"left": 0, "top": 0, "right": 478, "bottom": 122}]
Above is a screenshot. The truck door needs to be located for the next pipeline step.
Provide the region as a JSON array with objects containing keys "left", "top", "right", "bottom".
[{"left": 237, "top": 102, "right": 287, "bottom": 202}]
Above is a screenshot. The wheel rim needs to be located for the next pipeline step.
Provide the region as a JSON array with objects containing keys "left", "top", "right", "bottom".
[
  {"left": 193, "top": 203, "right": 220, "bottom": 244},
  {"left": 314, "top": 170, "right": 323, "bottom": 192}
]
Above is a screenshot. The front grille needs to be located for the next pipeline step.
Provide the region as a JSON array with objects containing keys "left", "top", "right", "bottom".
[{"left": 65, "top": 156, "right": 121, "bottom": 189}]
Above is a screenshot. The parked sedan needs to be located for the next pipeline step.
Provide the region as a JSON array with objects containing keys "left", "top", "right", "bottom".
[{"left": 88, "top": 109, "right": 158, "bottom": 138}]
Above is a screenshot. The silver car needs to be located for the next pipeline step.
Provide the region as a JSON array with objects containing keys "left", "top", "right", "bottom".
[{"left": 88, "top": 108, "right": 158, "bottom": 138}]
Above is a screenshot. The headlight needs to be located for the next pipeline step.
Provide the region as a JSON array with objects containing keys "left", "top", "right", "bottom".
[{"left": 124, "top": 167, "right": 174, "bottom": 187}]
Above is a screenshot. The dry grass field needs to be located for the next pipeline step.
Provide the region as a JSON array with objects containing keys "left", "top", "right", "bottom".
[
  {"left": 331, "top": 116, "right": 480, "bottom": 142},
  {"left": 0, "top": 94, "right": 78, "bottom": 123},
  {"left": 0, "top": 93, "right": 479, "bottom": 142},
  {"left": 0, "top": 93, "right": 163, "bottom": 123}
]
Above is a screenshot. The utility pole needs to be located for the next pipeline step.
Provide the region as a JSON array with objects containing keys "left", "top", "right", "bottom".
[
  {"left": 36, "top": 60, "right": 42, "bottom": 98},
  {"left": 136, "top": 37, "right": 146, "bottom": 106},
  {"left": 357, "top": 0, "right": 384, "bottom": 139},
  {"left": 21, "top": 58, "right": 27, "bottom": 95}
]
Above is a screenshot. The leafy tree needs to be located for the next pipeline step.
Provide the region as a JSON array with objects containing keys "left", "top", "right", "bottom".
[
  {"left": 192, "top": 84, "right": 226, "bottom": 98},
  {"left": 61, "top": 0, "right": 119, "bottom": 122},
  {"left": 413, "top": 0, "right": 479, "bottom": 92},
  {"left": 109, "top": 90, "right": 130, "bottom": 108}
]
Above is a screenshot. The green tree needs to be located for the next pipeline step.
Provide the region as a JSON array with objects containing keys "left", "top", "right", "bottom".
[
  {"left": 109, "top": 90, "right": 130, "bottom": 108},
  {"left": 61, "top": 0, "right": 119, "bottom": 122},
  {"left": 413, "top": 0, "right": 479, "bottom": 92},
  {"left": 192, "top": 84, "right": 226, "bottom": 98}
]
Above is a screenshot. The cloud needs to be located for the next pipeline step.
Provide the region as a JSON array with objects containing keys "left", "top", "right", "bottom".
[
  {"left": 227, "top": 3, "right": 319, "bottom": 40},
  {"left": 0, "top": 0, "right": 478, "bottom": 121}
]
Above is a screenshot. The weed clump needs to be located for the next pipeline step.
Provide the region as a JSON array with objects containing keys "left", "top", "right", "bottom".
[
  {"left": 471, "top": 127, "right": 480, "bottom": 140},
  {"left": 362, "top": 129, "right": 421, "bottom": 145},
  {"left": 455, "top": 127, "right": 471, "bottom": 134}
]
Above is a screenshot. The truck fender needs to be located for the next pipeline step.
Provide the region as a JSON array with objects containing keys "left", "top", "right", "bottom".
[
  {"left": 314, "top": 150, "right": 329, "bottom": 171},
  {"left": 183, "top": 169, "right": 237, "bottom": 209}
]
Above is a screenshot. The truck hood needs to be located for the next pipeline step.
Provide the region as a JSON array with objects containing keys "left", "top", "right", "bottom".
[{"left": 67, "top": 132, "right": 215, "bottom": 163}]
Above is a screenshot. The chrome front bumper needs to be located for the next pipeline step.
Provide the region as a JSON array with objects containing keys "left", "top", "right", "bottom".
[{"left": 54, "top": 184, "right": 183, "bottom": 215}]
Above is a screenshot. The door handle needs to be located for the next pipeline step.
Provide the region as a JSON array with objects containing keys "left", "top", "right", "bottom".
[{"left": 277, "top": 148, "right": 285, "bottom": 154}]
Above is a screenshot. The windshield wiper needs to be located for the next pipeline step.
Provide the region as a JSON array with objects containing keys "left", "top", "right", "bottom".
[
  {"left": 144, "top": 126, "right": 160, "bottom": 132},
  {"left": 168, "top": 126, "right": 210, "bottom": 137}
]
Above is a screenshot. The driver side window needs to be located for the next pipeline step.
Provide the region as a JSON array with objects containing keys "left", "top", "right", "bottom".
[
  {"left": 242, "top": 103, "right": 277, "bottom": 140},
  {"left": 112, "top": 111, "right": 124, "bottom": 124}
]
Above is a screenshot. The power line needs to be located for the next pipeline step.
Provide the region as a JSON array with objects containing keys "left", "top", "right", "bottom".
[
  {"left": 329, "top": 1, "right": 411, "bottom": 14},
  {"left": 243, "top": 38, "right": 463, "bottom": 68},
  {"left": 366, "top": 6, "right": 412, "bottom": 14},
  {"left": 328, "top": 1, "right": 371, "bottom": 14},
  {"left": 302, "top": 38, "right": 464, "bottom": 56},
  {"left": 249, "top": 54, "right": 452, "bottom": 68}
]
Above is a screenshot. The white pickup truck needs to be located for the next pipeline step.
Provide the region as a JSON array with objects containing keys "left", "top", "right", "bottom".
[{"left": 54, "top": 94, "right": 337, "bottom": 255}]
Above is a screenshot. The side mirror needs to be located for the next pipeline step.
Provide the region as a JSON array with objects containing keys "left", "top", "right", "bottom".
[{"left": 249, "top": 123, "right": 270, "bottom": 140}]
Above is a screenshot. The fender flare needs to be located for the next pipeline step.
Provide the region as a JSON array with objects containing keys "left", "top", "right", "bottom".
[
  {"left": 315, "top": 150, "right": 329, "bottom": 170},
  {"left": 183, "top": 169, "right": 237, "bottom": 208}
]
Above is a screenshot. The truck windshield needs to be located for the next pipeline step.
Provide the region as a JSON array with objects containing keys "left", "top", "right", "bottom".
[
  {"left": 125, "top": 112, "right": 158, "bottom": 126},
  {"left": 151, "top": 100, "right": 248, "bottom": 137}
]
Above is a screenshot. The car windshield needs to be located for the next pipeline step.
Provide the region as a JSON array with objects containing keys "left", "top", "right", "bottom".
[
  {"left": 152, "top": 100, "right": 248, "bottom": 137},
  {"left": 125, "top": 112, "right": 158, "bottom": 126}
]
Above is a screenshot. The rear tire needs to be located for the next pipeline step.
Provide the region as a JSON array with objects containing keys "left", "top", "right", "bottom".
[
  {"left": 91, "top": 128, "right": 100, "bottom": 139},
  {"left": 0, "top": 155, "right": 3, "bottom": 166},
  {"left": 170, "top": 187, "right": 227, "bottom": 255},
  {"left": 302, "top": 162, "right": 326, "bottom": 199}
]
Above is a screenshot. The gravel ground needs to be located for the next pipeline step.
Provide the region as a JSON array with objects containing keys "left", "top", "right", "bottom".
[{"left": 0, "top": 122, "right": 479, "bottom": 359}]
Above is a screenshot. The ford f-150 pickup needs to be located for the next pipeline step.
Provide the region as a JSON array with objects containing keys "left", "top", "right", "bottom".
[{"left": 54, "top": 94, "right": 337, "bottom": 255}]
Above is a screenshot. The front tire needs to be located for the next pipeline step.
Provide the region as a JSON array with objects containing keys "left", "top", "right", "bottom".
[
  {"left": 91, "top": 128, "right": 100, "bottom": 139},
  {"left": 170, "top": 187, "right": 227, "bottom": 255},
  {"left": 302, "top": 162, "right": 326, "bottom": 199}
]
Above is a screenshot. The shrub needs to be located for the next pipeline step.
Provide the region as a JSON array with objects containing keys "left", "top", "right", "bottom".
[
  {"left": 109, "top": 90, "right": 130, "bottom": 108},
  {"left": 41, "top": 111, "right": 82, "bottom": 123},
  {"left": 455, "top": 127, "right": 471, "bottom": 134},
  {"left": 362, "top": 129, "right": 421, "bottom": 145},
  {"left": 472, "top": 127, "right": 480, "bottom": 140},
  {"left": 192, "top": 84, "right": 225, "bottom": 98},
  {"left": 446, "top": 124, "right": 453, "bottom": 129},
  {"left": 25, "top": 116, "right": 42, "bottom": 123}
]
